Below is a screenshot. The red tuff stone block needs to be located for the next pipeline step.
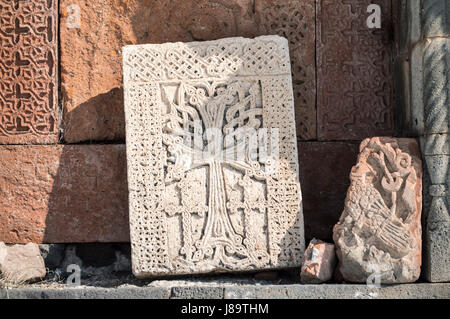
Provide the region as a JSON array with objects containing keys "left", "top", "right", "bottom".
[
  {"left": 301, "top": 239, "right": 337, "bottom": 284},
  {"left": 0, "top": 145, "right": 129, "bottom": 243},
  {"left": 60, "top": 0, "right": 316, "bottom": 143},
  {"left": 0, "top": 0, "right": 59, "bottom": 144},
  {"left": 317, "top": 0, "right": 394, "bottom": 140},
  {"left": 298, "top": 141, "right": 360, "bottom": 241}
]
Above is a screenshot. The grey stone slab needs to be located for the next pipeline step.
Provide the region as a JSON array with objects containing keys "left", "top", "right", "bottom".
[
  {"left": 1, "top": 284, "right": 448, "bottom": 299},
  {"left": 224, "top": 284, "right": 450, "bottom": 299},
  {"left": 0, "top": 287, "right": 171, "bottom": 299},
  {"left": 171, "top": 286, "right": 224, "bottom": 299},
  {"left": 423, "top": 0, "right": 450, "bottom": 38}
]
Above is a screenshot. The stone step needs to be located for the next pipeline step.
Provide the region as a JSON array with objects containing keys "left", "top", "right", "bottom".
[{"left": 0, "top": 283, "right": 448, "bottom": 299}]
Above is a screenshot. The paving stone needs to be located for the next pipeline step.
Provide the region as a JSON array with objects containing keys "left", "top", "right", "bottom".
[
  {"left": 0, "top": 145, "right": 129, "bottom": 243},
  {"left": 317, "top": 0, "right": 395, "bottom": 140},
  {"left": 123, "top": 36, "right": 304, "bottom": 277},
  {"left": 334, "top": 137, "right": 423, "bottom": 283},
  {"left": 60, "top": 0, "right": 316, "bottom": 143},
  {"left": 0, "top": 0, "right": 59, "bottom": 144},
  {"left": 224, "top": 283, "right": 450, "bottom": 299},
  {"left": 171, "top": 287, "right": 224, "bottom": 299},
  {"left": 0, "top": 287, "right": 171, "bottom": 299},
  {"left": 1, "top": 283, "right": 448, "bottom": 299},
  {"left": 0, "top": 243, "right": 46, "bottom": 283}
]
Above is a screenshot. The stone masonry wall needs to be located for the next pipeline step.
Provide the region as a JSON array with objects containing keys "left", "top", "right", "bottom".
[
  {"left": 1, "top": 1, "right": 395, "bottom": 244},
  {"left": 394, "top": 0, "right": 449, "bottom": 283}
]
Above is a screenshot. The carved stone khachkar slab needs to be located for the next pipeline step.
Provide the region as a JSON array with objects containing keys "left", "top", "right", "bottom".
[
  {"left": 333, "top": 137, "right": 422, "bottom": 283},
  {"left": 317, "top": 0, "right": 394, "bottom": 140},
  {"left": 123, "top": 36, "right": 304, "bottom": 277},
  {"left": 0, "top": 0, "right": 58, "bottom": 144}
]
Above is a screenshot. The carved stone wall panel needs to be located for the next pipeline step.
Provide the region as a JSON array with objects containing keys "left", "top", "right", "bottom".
[
  {"left": 334, "top": 137, "right": 422, "bottom": 283},
  {"left": 60, "top": 0, "right": 316, "bottom": 143},
  {"left": 317, "top": 0, "right": 394, "bottom": 140},
  {"left": 123, "top": 36, "right": 304, "bottom": 277},
  {"left": 0, "top": 0, "right": 58, "bottom": 144},
  {"left": 255, "top": 0, "right": 316, "bottom": 140}
]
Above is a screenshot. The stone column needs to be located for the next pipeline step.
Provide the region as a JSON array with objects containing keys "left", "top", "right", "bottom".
[
  {"left": 395, "top": 0, "right": 449, "bottom": 282},
  {"left": 422, "top": 0, "right": 450, "bottom": 283}
]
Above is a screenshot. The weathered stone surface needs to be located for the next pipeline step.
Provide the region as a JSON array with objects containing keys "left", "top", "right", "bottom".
[
  {"left": 298, "top": 141, "right": 360, "bottom": 241},
  {"left": 424, "top": 192, "right": 450, "bottom": 282},
  {"left": 0, "top": 0, "right": 59, "bottom": 144},
  {"left": 317, "top": 0, "right": 395, "bottom": 140},
  {"left": 1, "top": 283, "right": 449, "bottom": 299},
  {"left": 123, "top": 36, "right": 304, "bottom": 277},
  {"left": 60, "top": 0, "right": 316, "bottom": 143},
  {"left": 423, "top": 134, "right": 450, "bottom": 156},
  {"left": 0, "top": 243, "right": 46, "bottom": 283},
  {"left": 0, "top": 286, "right": 171, "bottom": 299},
  {"left": 333, "top": 137, "right": 422, "bottom": 283},
  {"left": 423, "top": 38, "right": 450, "bottom": 135},
  {"left": 0, "top": 145, "right": 129, "bottom": 243},
  {"left": 224, "top": 283, "right": 450, "bottom": 299},
  {"left": 171, "top": 287, "right": 224, "bottom": 299},
  {"left": 300, "top": 239, "right": 336, "bottom": 284},
  {"left": 422, "top": 0, "right": 450, "bottom": 38}
]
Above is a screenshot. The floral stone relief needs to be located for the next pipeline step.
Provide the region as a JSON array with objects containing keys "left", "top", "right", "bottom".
[{"left": 333, "top": 137, "right": 422, "bottom": 283}]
